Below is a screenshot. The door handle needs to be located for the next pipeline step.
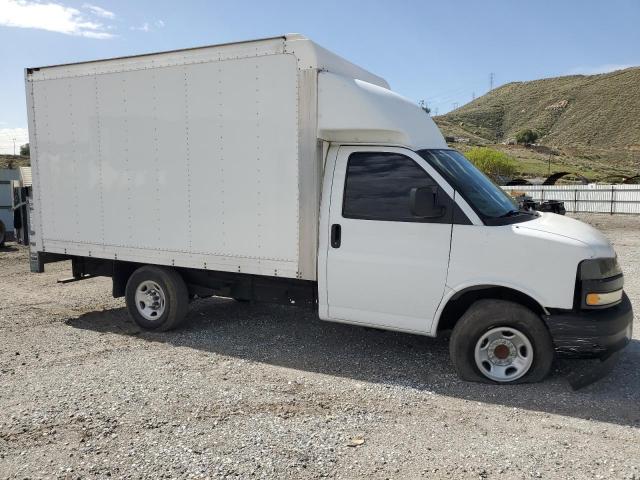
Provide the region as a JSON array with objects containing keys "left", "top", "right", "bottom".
[{"left": 331, "top": 224, "right": 341, "bottom": 248}]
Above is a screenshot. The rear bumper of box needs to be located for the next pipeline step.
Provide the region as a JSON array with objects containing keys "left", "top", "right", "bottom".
[{"left": 544, "top": 293, "right": 633, "bottom": 359}]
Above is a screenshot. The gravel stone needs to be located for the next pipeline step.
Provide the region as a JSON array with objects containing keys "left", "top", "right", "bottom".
[{"left": 0, "top": 213, "right": 638, "bottom": 478}]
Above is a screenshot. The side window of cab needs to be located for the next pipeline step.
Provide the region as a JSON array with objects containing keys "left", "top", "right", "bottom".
[{"left": 342, "top": 152, "right": 451, "bottom": 222}]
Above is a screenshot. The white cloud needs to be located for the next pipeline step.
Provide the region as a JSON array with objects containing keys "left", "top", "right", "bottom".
[
  {"left": 130, "top": 19, "right": 165, "bottom": 32},
  {"left": 82, "top": 3, "right": 115, "bottom": 19},
  {"left": 0, "top": 0, "right": 115, "bottom": 39},
  {"left": 0, "top": 128, "right": 29, "bottom": 155},
  {"left": 567, "top": 64, "right": 636, "bottom": 75},
  {"left": 130, "top": 21, "right": 150, "bottom": 32}
]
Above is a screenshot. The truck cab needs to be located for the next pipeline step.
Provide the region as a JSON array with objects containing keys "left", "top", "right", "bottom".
[{"left": 313, "top": 70, "right": 633, "bottom": 384}]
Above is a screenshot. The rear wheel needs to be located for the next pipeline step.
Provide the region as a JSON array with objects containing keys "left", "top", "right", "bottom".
[
  {"left": 125, "top": 266, "right": 189, "bottom": 331},
  {"left": 449, "top": 299, "right": 554, "bottom": 384}
]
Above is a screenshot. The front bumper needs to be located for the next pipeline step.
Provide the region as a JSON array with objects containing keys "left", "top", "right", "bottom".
[{"left": 543, "top": 293, "right": 633, "bottom": 358}]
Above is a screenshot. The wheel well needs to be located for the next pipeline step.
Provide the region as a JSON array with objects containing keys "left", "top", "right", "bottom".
[{"left": 436, "top": 286, "right": 545, "bottom": 334}]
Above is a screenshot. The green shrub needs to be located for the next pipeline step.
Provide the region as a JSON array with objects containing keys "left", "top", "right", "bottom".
[
  {"left": 20, "top": 143, "right": 30, "bottom": 156},
  {"left": 515, "top": 129, "right": 539, "bottom": 144},
  {"left": 465, "top": 147, "right": 517, "bottom": 179}
]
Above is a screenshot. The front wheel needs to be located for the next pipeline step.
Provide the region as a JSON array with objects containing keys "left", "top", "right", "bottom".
[
  {"left": 125, "top": 265, "right": 189, "bottom": 331},
  {"left": 449, "top": 299, "right": 554, "bottom": 384}
]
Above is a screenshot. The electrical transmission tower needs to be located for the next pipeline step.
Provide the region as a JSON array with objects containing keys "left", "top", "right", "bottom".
[{"left": 489, "top": 72, "right": 494, "bottom": 91}]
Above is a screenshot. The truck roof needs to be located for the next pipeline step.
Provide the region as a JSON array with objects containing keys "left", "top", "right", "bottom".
[{"left": 26, "top": 33, "right": 389, "bottom": 89}]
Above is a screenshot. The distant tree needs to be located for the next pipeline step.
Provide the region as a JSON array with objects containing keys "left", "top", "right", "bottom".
[
  {"left": 20, "top": 143, "right": 30, "bottom": 156},
  {"left": 418, "top": 99, "right": 431, "bottom": 115},
  {"left": 515, "top": 129, "right": 539, "bottom": 145},
  {"left": 465, "top": 147, "right": 516, "bottom": 179}
]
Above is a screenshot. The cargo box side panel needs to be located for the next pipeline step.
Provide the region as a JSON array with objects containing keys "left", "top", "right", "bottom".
[
  {"left": 31, "top": 76, "right": 104, "bottom": 245},
  {"left": 96, "top": 72, "right": 135, "bottom": 248},
  {"left": 97, "top": 65, "right": 191, "bottom": 251},
  {"left": 187, "top": 54, "right": 299, "bottom": 264},
  {"left": 29, "top": 52, "right": 302, "bottom": 278}
]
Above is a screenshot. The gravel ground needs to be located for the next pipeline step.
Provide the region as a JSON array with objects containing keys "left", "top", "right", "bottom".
[{"left": 0, "top": 213, "right": 639, "bottom": 479}]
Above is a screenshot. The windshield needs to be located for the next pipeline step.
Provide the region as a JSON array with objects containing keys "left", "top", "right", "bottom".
[{"left": 417, "top": 149, "right": 518, "bottom": 219}]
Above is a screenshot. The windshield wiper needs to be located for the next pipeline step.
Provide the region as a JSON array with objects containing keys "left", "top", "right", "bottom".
[
  {"left": 499, "top": 209, "right": 520, "bottom": 217},
  {"left": 499, "top": 208, "right": 536, "bottom": 218}
]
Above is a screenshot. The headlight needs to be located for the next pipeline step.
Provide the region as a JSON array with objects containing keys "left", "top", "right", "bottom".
[
  {"left": 579, "top": 256, "right": 622, "bottom": 280},
  {"left": 578, "top": 257, "right": 624, "bottom": 309}
]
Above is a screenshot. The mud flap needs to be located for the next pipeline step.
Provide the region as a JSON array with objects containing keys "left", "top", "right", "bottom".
[{"left": 567, "top": 351, "right": 621, "bottom": 390}]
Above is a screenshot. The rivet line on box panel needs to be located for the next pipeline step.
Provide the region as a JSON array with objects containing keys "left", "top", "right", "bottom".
[
  {"left": 218, "top": 66, "right": 226, "bottom": 250},
  {"left": 151, "top": 63, "right": 162, "bottom": 244},
  {"left": 294, "top": 71, "right": 301, "bottom": 261},
  {"left": 183, "top": 62, "right": 193, "bottom": 251},
  {"left": 122, "top": 75, "right": 134, "bottom": 245},
  {"left": 28, "top": 82, "right": 44, "bottom": 245},
  {"left": 30, "top": 52, "right": 281, "bottom": 82},
  {"left": 94, "top": 71, "right": 106, "bottom": 246},
  {"left": 256, "top": 61, "right": 262, "bottom": 253},
  {"left": 40, "top": 239, "right": 298, "bottom": 264},
  {"left": 43, "top": 82, "right": 56, "bottom": 239}
]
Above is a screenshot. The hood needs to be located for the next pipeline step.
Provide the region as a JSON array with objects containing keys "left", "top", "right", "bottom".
[{"left": 515, "top": 212, "right": 614, "bottom": 258}]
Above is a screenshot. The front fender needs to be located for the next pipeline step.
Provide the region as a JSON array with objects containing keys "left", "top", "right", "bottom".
[{"left": 430, "top": 281, "right": 548, "bottom": 335}]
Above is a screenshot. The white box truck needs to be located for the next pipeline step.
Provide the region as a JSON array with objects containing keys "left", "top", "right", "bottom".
[{"left": 25, "top": 34, "right": 633, "bottom": 384}]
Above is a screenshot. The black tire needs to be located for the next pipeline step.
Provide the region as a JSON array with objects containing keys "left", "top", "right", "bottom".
[
  {"left": 0, "top": 220, "right": 5, "bottom": 247},
  {"left": 125, "top": 265, "right": 189, "bottom": 331},
  {"left": 449, "top": 299, "right": 554, "bottom": 384}
]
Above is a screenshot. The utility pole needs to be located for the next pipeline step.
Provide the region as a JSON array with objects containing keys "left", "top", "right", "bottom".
[
  {"left": 472, "top": 91, "right": 475, "bottom": 101},
  {"left": 434, "top": 107, "right": 439, "bottom": 116},
  {"left": 489, "top": 72, "right": 494, "bottom": 91},
  {"left": 12, "top": 137, "right": 16, "bottom": 156},
  {"left": 452, "top": 102, "right": 459, "bottom": 110}
]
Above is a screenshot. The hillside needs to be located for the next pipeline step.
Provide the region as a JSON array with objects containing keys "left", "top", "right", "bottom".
[{"left": 435, "top": 67, "right": 640, "bottom": 176}]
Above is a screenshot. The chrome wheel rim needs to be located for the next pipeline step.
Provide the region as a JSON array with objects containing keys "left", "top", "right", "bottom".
[
  {"left": 135, "top": 280, "right": 166, "bottom": 321},
  {"left": 474, "top": 327, "right": 534, "bottom": 382}
]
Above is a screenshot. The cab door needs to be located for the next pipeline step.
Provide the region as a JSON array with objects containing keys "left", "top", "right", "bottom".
[{"left": 324, "top": 146, "right": 454, "bottom": 334}]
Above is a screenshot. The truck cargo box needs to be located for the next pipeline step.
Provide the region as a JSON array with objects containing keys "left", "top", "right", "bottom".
[{"left": 25, "top": 34, "right": 386, "bottom": 281}]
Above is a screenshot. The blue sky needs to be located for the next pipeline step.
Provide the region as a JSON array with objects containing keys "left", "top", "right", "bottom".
[{"left": 1, "top": 0, "right": 639, "bottom": 153}]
